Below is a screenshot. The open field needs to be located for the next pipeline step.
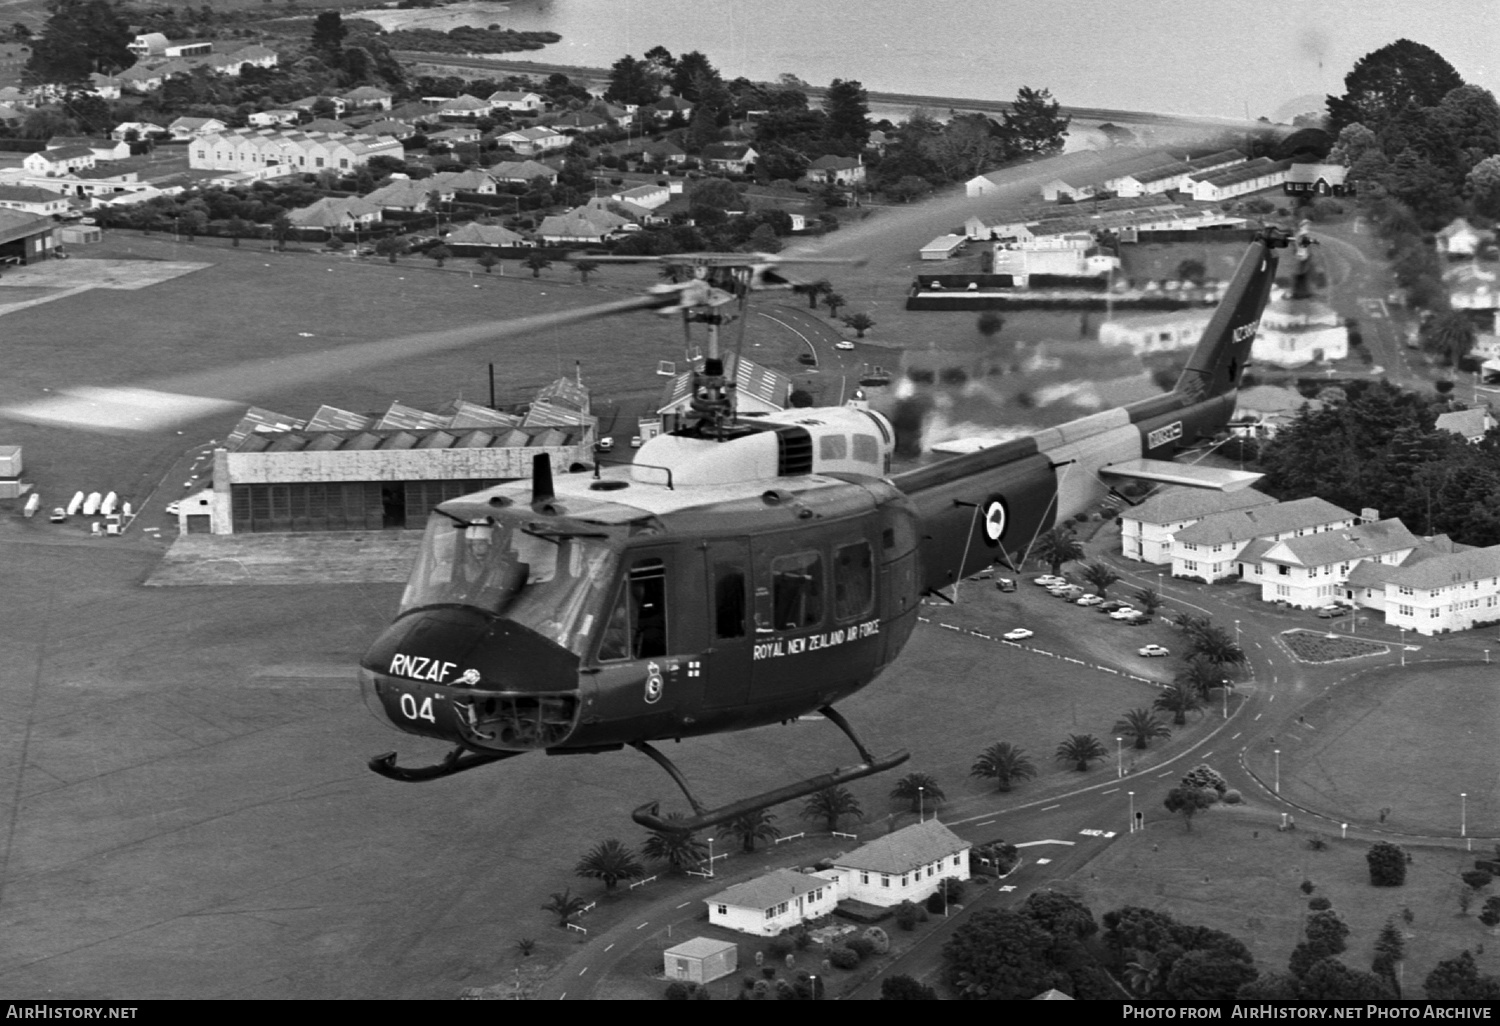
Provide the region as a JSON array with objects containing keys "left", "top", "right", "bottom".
[{"left": 1077, "top": 809, "right": 1500, "bottom": 998}]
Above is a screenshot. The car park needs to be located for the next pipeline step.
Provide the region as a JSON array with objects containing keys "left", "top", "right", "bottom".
[
  {"left": 1138, "top": 644, "right": 1170, "bottom": 657},
  {"left": 1002, "top": 628, "right": 1034, "bottom": 641},
  {"left": 1076, "top": 594, "right": 1104, "bottom": 606},
  {"left": 1109, "top": 607, "right": 1141, "bottom": 620}
]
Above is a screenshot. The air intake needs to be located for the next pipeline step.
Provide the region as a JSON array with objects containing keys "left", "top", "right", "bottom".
[{"left": 775, "top": 426, "right": 814, "bottom": 476}]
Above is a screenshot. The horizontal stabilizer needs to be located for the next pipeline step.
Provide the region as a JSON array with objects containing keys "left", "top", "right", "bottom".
[{"left": 1101, "top": 459, "right": 1263, "bottom": 492}]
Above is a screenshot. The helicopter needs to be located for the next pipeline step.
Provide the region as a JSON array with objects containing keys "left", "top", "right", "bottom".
[{"left": 3, "top": 224, "right": 1294, "bottom": 835}]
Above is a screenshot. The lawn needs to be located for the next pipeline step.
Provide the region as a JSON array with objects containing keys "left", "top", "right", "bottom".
[
  {"left": 1280, "top": 628, "right": 1391, "bottom": 663},
  {"left": 1076, "top": 807, "right": 1500, "bottom": 998}
]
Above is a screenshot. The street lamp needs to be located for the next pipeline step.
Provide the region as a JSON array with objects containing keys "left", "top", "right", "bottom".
[
  {"left": 1116, "top": 736, "right": 1123, "bottom": 779},
  {"left": 1274, "top": 748, "right": 1281, "bottom": 794},
  {"left": 1128, "top": 791, "right": 1135, "bottom": 833},
  {"left": 1399, "top": 627, "right": 1406, "bottom": 666},
  {"left": 918, "top": 785, "right": 924, "bottom": 824},
  {"left": 707, "top": 835, "right": 715, "bottom": 878},
  {"left": 1461, "top": 792, "right": 1468, "bottom": 839},
  {"left": 1221, "top": 679, "right": 1229, "bottom": 719}
]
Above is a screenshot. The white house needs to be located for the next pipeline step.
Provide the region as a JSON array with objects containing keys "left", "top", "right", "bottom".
[
  {"left": 964, "top": 218, "right": 1035, "bottom": 243},
  {"left": 610, "top": 183, "right": 670, "bottom": 210},
  {"left": 22, "top": 147, "right": 94, "bottom": 176},
  {"left": 1170, "top": 496, "right": 1357, "bottom": 583},
  {"left": 537, "top": 203, "right": 627, "bottom": 243},
  {"left": 1444, "top": 264, "right": 1499, "bottom": 311},
  {"left": 1119, "top": 487, "right": 1278, "bottom": 564},
  {"left": 496, "top": 127, "right": 568, "bottom": 155},
  {"left": 488, "top": 90, "right": 544, "bottom": 112},
  {"left": 111, "top": 121, "right": 164, "bottom": 141},
  {"left": 342, "top": 86, "right": 393, "bottom": 111},
  {"left": 1256, "top": 518, "right": 1421, "bottom": 608},
  {"left": 705, "top": 869, "right": 839, "bottom": 936},
  {"left": 700, "top": 142, "right": 757, "bottom": 174},
  {"left": 248, "top": 110, "right": 300, "bottom": 128},
  {"left": 1434, "top": 407, "right": 1497, "bottom": 443},
  {"left": 1436, "top": 217, "right": 1485, "bottom": 259},
  {"left": 1099, "top": 310, "right": 1214, "bottom": 356},
  {"left": 490, "top": 159, "right": 558, "bottom": 185},
  {"left": 437, "top": 94, "right": 492, "bottom": 119},
  {"left": 1378, "top": 545, "right": 1500, "bottom": 635},
  {"left": 1283, "top": 162, "right": 1349, "bottom": 197},
  {"left": 286, "top": 196, "right": 382, "bottom": 230},
  {"left": 823, "top": 819, "right": 970, "bottom": 908},
  {"left": 167, "top": 117, "right": 228, "bottom": 140},
  {"left": 806, "top": 154, "right": 865, "bottom": 186},
  {"left": 663, "top": 938, "right": 737, "bottom": 985},
  {"left": 1252, "top": 288, "right": 1349, "bottom": 367},
  {"left": 0, "top": 185, "right": 69, "bottom": 216},
  {"left": 1230, "top": 385, "right": 1322, "bottom": 439}
]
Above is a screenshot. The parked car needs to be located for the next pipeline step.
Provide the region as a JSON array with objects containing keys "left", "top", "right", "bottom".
[
  {"left": 1109, "top": 607, "right": 1141, "bottom": 620},
  {"left": 1002, "top": 628, "right": 1033, "bottom": 641},
  {"left": 1099, "top": 600, "right": 1132, "bottom": 613},
  {"left": 595, "top": 437, "right": 615, "bottom": 451},
  {"left": 1052, "top": 586, "right": 1084, "bottom": 599},
  {"left": 1034, "top": 575, "right": 1066, "bottom": 587},
  {"left": 797, "top": 352, "right": 817, "bottom": 365},
  {"left": 1122, "top": 615, "right": 1153, "bottom": 626},
  {"left": 48, "top": 507, "right": 66, "bottom": 523},
  {"left": 629, "top": 435, "right": 644, "bottom": 448},
  {"left": 994, "top": 577, "right": 1016, "bottom": 592},
  {"left": 1138, "top": 644, "right": 1170, "bottom": 657},
  {"left": 164, "top": 501, "right": 181, "bottom": 516},
  {"left": 835, "top": 340, "right": 855, "bottom": 350},
  {"left": 1315, "top": 605, "right": 1348, "bottom": 618},
  {"left": 1076, "top": 594, "right": 1105, "bottom": 606}
]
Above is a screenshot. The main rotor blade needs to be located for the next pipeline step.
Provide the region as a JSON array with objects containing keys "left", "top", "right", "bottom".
[{"left": 3, "top": 293, "right": 670, "bottom": 433}]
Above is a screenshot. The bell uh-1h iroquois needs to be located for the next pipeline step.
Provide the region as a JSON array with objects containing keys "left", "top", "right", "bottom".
[
  {"left": 354, "top": 227, "right": 1292, "bottom": 833},
  {"left": 0, "top": 226, "right": 1292, "bottom": 834}
]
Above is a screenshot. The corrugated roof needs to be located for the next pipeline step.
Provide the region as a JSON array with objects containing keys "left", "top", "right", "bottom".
[
  {"left": 1261, "top": 519, "right": 1419, "bottom": 568},
  {"left": 833, "top": 819, "right": 969, "bottom": 875},
  {"left": 1173, "top": 496, "right": 1355, "bottom": 546},
  {"left": 707, "top": 869, "right": 827, "bottom": 911},
  {"left": 1123, "top": 486, "right": 1276, "bottom": 527},
  {"left": 226, "top": 407, "right": 305, "bottom": 447},
  {"left": 443, "top": 400, "right": 521, "bottom": 428},
  {"left": 376, "top": 402, "right": 451, "bottom": 431}
]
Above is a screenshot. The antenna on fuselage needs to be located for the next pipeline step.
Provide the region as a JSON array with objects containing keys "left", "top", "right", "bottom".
[{"left": 530, "top": 453, "right": 554, "bottom": 510}]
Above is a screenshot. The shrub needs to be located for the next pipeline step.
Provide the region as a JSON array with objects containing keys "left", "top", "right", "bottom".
[
  {"left": 1222, "top": 789, "right": 1243, "bottom": 805},
  {"left": 1461, "top": 870, "right": 1493, "bottom": 891},
  {"left": 1300, "top": 879, "right": 1316, "bottom": 895},
  {"left": 766, "top": 935, "right": 794, "bottom": 960},
  {"left": 1306, "top": 835, "right": 1329, "bottom": 851},
  {"left": 863, "top": 926, "right": 890, "bottom": 955},
  {"left": 665, "top": 980, "right": 707, "bottom": 999},
  {"left": 925, "top": 891, "right": 947, "bottom": 914},
  {"left": 791, "top": 928, "right": 812, "bottom": 951},
  {"left": 827, "top": 945, "right": 859, "bottom": 971},
  {"left": 847, "top": 935, "right": 876, "bottom": 959},
  {"left": 1476, "top": 860, "right": 1500, "bottom": 876},
  {"left": 1308, "top": 896, "right": 1332, "bottom": 910},
  {"left": 761, "top": 965, "right": 776, "bottom": 979},
  {"left": 1367, "top": 841, "right": 1407, "bottom": 886},
  {"left": 1481, "top": 896, "right": 1500, "bottom": 928},
  {"left": 894, "top": 900, "right": 920, "bottom": 931},
  {"left": 773, "top": 979, "right": 795, "bottom": 1000}
]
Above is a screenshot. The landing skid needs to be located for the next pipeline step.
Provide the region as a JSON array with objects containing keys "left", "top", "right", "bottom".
[
  {"left": 368, "top": 745, "right": 522, "bottom": 782},
  {"left": 630, "top": 706, "right": 910, "bottom": 834}
]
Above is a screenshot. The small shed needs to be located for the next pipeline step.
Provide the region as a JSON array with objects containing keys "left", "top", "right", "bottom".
[
  {"left": 663, "top": 937, "right": 737, "bottom": 984},
  {"left": 920, "top": 234, "right": 966, "bottom": 260}
]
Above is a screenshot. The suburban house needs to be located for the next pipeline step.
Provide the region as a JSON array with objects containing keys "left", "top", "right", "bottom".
[
  {"left": 662, "top": 938, "right": 737, "bottom": 985},
  {"left": 22, "top": 147, "right": 95, "bottom": 176},
  {"left": 342, "top": 86, "right": 393, "bottom": 111},
  {"left": 427, "top": 168, "right": 496, "bottom": 194},
  {"left": 1099, "top": 310, "right": 1214, "bottom": 355},
  {"left": 610, "top": 183, "right": 670, "bottom": 210},
  {"left": 1112, "top": 160, "right": 1196, "bottom": 197},
  {"left": 437, "top": 94, "right": 492, "bottom": 119},
  {"left": 167, "top": 116, "right": 228, "bottom": 140},
  {"left": 428, "top": 126, "right": 482, "bottom": 146},
  {"left": 117, "top": 66, "right": 165, "bottom": 93},
  {"left": 1436, "top": 217, "right": 1484, "bottom": 259},
  {"left": 388, "top": 102, "right": 441, "bottom": 125},
  {"left": 1229, "top": 385, "right": 1322, "bottom": 439},
  {"left": 650, "top": 96, "right": 693, "bottom": 120},
  {"left": 49, "top": 136, "right": 130, "bottom": 162},
  {"left": 550, "top": 111, "right": 610, "bottom": 134},
  {"left": 301, "top": 118, "right": 352, "bottom": 135},
  {"left": 490, "top": 159, "right": 558, "bottom": 185},
  {"left": 487, "top": 90, "right": 544, "bottom": 112},
  {"left": 700, "top": 142, "right": 757, "bottom": 174},
  {"left": 640, "top": 138, "right": 687, "bottom": 165},
  {"left": 111, "top": 120, "right": 164, "bottom": 141},
  {"left": 537, "top": 202, "right": 628, "bottom": 243},
  {"left": 127, "top": 33, "right": 212, "bottom": 58},
  {"left": 1169, "top": 496, "right": 1358, "bottom": 583},
  {"left": 87, "top": 73, "right": 121, "bottom": 100},
  {"left": 964, "top": 218, "right": 1036, "bottom": 243},
  {"left": 822, "top": 819, "right": 971, "bottom": 908},
  {"left": 443, "top": 222, "right": 528, "bottom": 252},
  {"left": 805, "top": 154, "right": 865, "bottom": 186},
  {"left": 1434, "top": 407, "right": 1497, "bottom": 443},
  {"left": 1118, "top": 486, "right": 1278, "bottom": 564},
  {"left": 358, "top": 119, "right": 416, "bottom": 141},
  {"left": 247, "top": 110, "right": 300, "bottom": 128},
  {"left": 1374, "top": 544, "right": 1500, "bottom": 636},
  {"left": 1284, "top": 162, "right": 1350, "bottom": 197},
  {"left": 288, "top": 95, "right": 347, "bottom": 116},
  {"left": 0, "top": 185, "right": 69, "bottom": 217},
  {"left": 496, "top": 127, "right": 568, "bottom": 155},
  {"left": 705, "top": 869, "right": 840, "bottom": 936},
  {"left": 1444, "top": 263, "right": 1498, "bottom": 311},
  {"left": 286, "top": 196, "right": 382, "bottom": 230},
  {"left": 1255, "top": 517, "right": 1421, "bottom": 608},
  {"left": 365, "top": 180, "right": 442, "bottom": 212}
]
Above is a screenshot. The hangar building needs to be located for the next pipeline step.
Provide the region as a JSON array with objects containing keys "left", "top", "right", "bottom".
[{"left": 0, "top": 208, "right": 59, "bottom": 264}]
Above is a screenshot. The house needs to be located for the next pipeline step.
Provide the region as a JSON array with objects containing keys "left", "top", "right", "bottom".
[
  {"left": 1256, "top": 517, "right": 1421, "bottom": 608},
  {"left": 610, "top": 183, "right": 670, "bottom": 210},
  {"left": 1444, "top": 263, "right": 1499, "bottom": 311},
  {"left": 964, "top": 218, "right": 1036, "bottom": 243},
  {"left": 1113, "top": 160, "right": 1195, "bottom": 197},
  {"left": 641, "top": 138, "right": 687, "bottom": 165},
  {"left": 358, "top": 119, "right": 416, "bottom": 141},
  {"left": 1436, "top": 217, "right": 1484, "bottom": 259},
  {"left": 1230, "top": 385, "right": 1322, "bottom": 438},
  {"left": 427, "top": 168, "right": 496, "bottom": 194},
  {"left": 1119, "top": 487, "right": 1278, "bottom": 564},
  {"left": 1434, "top": 407, "right": 1497, "bottom": 443},
  {"left": 301, "top": 118, "right": 352, "bottom": 135},
  {"left": 127, "top": 34, "right": 212, "bottom": 59},
  {"left": 443, "top": 222, "right": 528, "bottom": 252},
  {"left": 920, "top": 234, "right": 966, "bottom": 260},
  {"left": 496, "top": 127, "right": 568, "bottom": 155},
  {"left": 288, "top": 96, "right": 347, "bottom": 117},
  {"left": 549, "top": 111, "right": 610, "bottom": 133},
  {"left": 388, "top": 101, "right": 441, "bottom": 125},
  {"left": 248, "top": 110, "right": 300, "bottom": 128},
  {"left": 822, "top": 819, "right": 971, "bottom": 908},
  {"left": 117, "top": 66, "right": 165, "bottom": 93},
  {"left": 663, "top": 938, "right": 737, "bottom": 985},
  {"left": 1188, "top": 157, "right": 1294, "bottom": 202},
  {"left": 1284, "top": 162, "right": 1349, "bottom": 197},
  {"left": 487, "top": 90, "right": 544, "bottom": 112},
  {"left": 805, "top": 154, "right": 865, "bottom": 186},
  {"left": 650, "top": 96, "right": 693, "bottom": 120},
  {"left": 22, "top": 147, "right": 94, "bottom": 176},
  {"left": 705, "top": 869, "right": 839, "bottom": 937},
  {"left": 490, "top": 159, "right": 558, "bottom": 185},
  {"left": 701, "top": 142, "right": 757, "bottom": 174},
  {"left": 87, "top": 73, "right": 121, "bottom": 100},
  {"left": 658, "top": 354, "right": 790, "bottom": 431},
  {"left": 342, "top": 86, "right": 393, "bottom": 111},
  {"left": 0, "top": 208, "right": 59, "bottom": 264},
  {"left": 217, "top": 44, "right": 278, "bottom": 72},
  {"left": 167, "top": 117, "right": 228, "bottom": 141},
  {"left": 1170, "top": 496, "right": 1357, "bottom": 583},
  {"left": 427, "top": 126, "right": 482, "bottom": 146},
  {"left": 191, "top": 129, "right": 403, "bottom": 174},
  {"left": 0, "top": 185, "right": 69, "bottom": 217},
  {"left": 49, "top": 136, "right": 130, "bottom": 162},
  {"left": 1378, "top": 544, "right": 1500, "bottom": 636},
  {"left": 536, "top": 202, "right": 628, "bottom": 243},
  {"left": 1252, "top": 287, "right": 1349, "bottom": 367},
  {"left": 366, "top": 180, "right": 440, "bottom": 212},
  {"left": 1099, "top": 310, "right": 1214, "bottom": 356},
  {"left": 286, "top": 196, "right": 382, "bottom": 230},
  {"left": 111, "top": 120, "right": 164, "bottom": 141},
  {"left": 437, "top": 94, "right": 492, "bottom": 119}
]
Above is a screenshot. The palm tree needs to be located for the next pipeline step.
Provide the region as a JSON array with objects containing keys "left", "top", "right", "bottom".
[
  {"left": 797, "top": 278, "right": 831, "bottom": 309},
  {"left": 1188, "top": 624, "right": 1246, "bottom": 670},
  {"left": 842, "top": 312, "right": 875, "bottom": 337},
  {"left": 524, "top": 251, "right": 552, "bottom": 278},
  {"left": 801, "top": 785, "right": 864, "bottom": 833},
  {"left": 1176, "top": 655, "right": 1226, "bottom": 701},
  {"left": 1034, "top": 526, "right": 1084, "bottom": 577},
  {"left": 1131, "top": 586, "right": 1163, "bottom": 616},
  {"left": 573, "top": 258, "right": 600, "bottom": 283},
  {"left": 1152, "top": 681, "right": 1203, "bottom": 726},
  {"left": 1124, "top": 950, "right": 1163, "bottom": 996},
  {"left": 1172, "top": 610, "right": 1212, "bottom": 638},
  {"left": 822, "top": 291, "right": 847, "bottom": 319},
  {"left": 1055, "top": 733, "right": 1108, "bottom": 772},
  {"left": 641, "top": 814, "right": 710, "bottom": 874},
  {"left": 718, "top": 809, "right": 780, "bottom": 853},
  {"left": 969, "top": 742, "right": 1037, "bottom": 792},
  {"left": 1113, "top": 708, "right": 1172, "bottom": 750},
  {"left": 541, "top": 887, "right": 589, "bottom": 926},
  {"left": 1080, "top": 560, "right": 1121, "bottom": 597},
  {"left": 889, "top": 772, "right": 944, "bottom": 813},
  {"left": 574, "top": 838, "right": 645, "bottom": 890}
]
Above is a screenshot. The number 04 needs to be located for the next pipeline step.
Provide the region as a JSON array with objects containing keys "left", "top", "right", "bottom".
[{"left": 399, "top": 692, "right": 436, "bottom": 723}]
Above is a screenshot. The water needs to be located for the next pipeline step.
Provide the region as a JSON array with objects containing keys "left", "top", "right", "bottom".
[{"left": 379, "top": 0, "right": 1499, "bottom": 122}]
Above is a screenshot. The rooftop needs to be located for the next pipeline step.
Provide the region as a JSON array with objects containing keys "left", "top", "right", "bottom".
[
  {"left": 1122, "top": 486, "right": 1277, "bottom": 527},
  {"left": 832, "top": 819, "right": 969, "bottom": 875},
  {"left": 707, "top": 869, "right": 828, "bottom": 911},
  {"left": 1384, "top": 543, "right": 1500, "bottom": 592},
  {"left": 1260, "top": 519, "right": 1420, "bottom": 568},
  {"left": 1173, "top": 496, "right": 1355, "bottom": 546}
]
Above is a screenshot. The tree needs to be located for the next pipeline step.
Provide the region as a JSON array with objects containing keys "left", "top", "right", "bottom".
[
  {"left": 970, "top": 742, "right": 1037, "bottom": 792},
  {"left": 976, "top": 311, "right": 1006, "bottom": 338},
  {"left": 1002, "top": 86, "right": 1070, "bottom": 156},
  {"left": 1366, "top": 840, "right": 1408, "bottom": 886},
  {"left": 1055, "top": 733, "right": 1107, "bottom": 772},
  {"left": 23, "top": 0, "right": 133, "bottom": 85},
  {"left": 823, "top": 78, "right": 871, "bottom": 151},
  {"left": 1180, "top": 764, "right": 1228, "bottom": 797},
  {"left": 1371, "top": 916, "right": 1406, "bottom": 992},
  {"left": 880, "top": 974, "right": 937, "bottom": 1000},
  {"left": 476, "top": 252, "right": 499, "bottom": 274},
  {"left": 541, "top": 887, "right": 588, "bottom": 926},
  {"left": 1176, "top": 258, "right": 1207, "bottom": 284},
  {"left": 1327, "top": 39, "right": 1465, "bottom": 136},
  {"left": 375, "top": 235, "right": 406, "bottom": 263},
  {"left": 890, "top": 772, "right": 943, "bottom": 813},
  {"left": 795, "top": 278, "right": 830, "bottom": 309},
  {"left": 801, "top": 785, "right": 863, "bottom": 833},
  {"left": 1186, "top": 624, "right": 1245, "bottom": 671},
  {"left": 1298, "top": 958, "right": 1396, "bottom": 1000},
  {"left": 524, "top": 251, "right": 552, "bottom": 278},
  {"left": 1153, "top": 682, "right": 1203, "bottom": 726},
  {"left": 574, "top": 838, "right": 644, "bottom": 890},
  {"left": 605, "top": 54, "right": 660, "bottom": 107},
  {"left": 1130, "top": 587, "right": 1163, "bottom": 616},
  {"left": 942, "top": 908, "right": 1060, "bottom": 1000},
  {"left": 1164, "top": 949, "right": 1259, "bottom": 1001},
  {"left": 842, "top": 312, "right": 875, "bottom": 338},
  {"left": 311, "top": 11, "right": 346, "bottom": 59},
  {"left": 1468, "top": 154, "right": 1500, "bottom": 218},
  {"left": 641, "top": 814, "right": 709, "bottom": 875},
  {"left": 1114, "top": 708, "right": 1171, "bottom": 750},
  {"left": 1422, "top": 310, "right": 1475, "bottom": 366},
  {"left": 822, "top": 292, "right": 846, "bottom": 319},
  {"left": 1162, "top": 786, "right": 1215, "bottom": 831},
  {"left": 1237, "top": 972, "right": 1301, "bottom": 1000},
  {"left": 425, "top": 244, "right": 452, "bottom": 268},
  {"left": 1305, "top": 909, "right": 1350, "bottom": 955},
  {"left": 572, "top": 258, "right": 599, "bottom": 284},
  {"left": 1079, "top": 561, "right": 1120, "bottom": 597},
  {"left": 1424, "top": 950, "right": 1500, "bottom": 1001},
  {"left": 1034, "top": 526, "right": 1084, "bottom": 577},
  {"left": 717, "top": 809, "right": 779, "bottom": 853},
  {"left": 226, "top": 216, "right": 253, "bottom": 249}
]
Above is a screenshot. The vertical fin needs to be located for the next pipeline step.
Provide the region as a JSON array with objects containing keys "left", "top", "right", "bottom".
[{"left": 1174, "top": 226, "right": 1291, "bottom": 402}]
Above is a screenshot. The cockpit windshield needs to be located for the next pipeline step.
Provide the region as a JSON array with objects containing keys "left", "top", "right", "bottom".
[{"left": 400, "top": 513, "right": 619, "bottom": 656}]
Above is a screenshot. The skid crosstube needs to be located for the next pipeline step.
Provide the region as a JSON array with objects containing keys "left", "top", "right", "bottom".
[{"left": 367, "top": 746, "right": 523, "bottom": 782}]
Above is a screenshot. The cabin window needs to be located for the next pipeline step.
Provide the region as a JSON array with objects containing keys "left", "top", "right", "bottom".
[
  {"left": 852, "top": 434, "right": 879, "bottom": 464},
  {"left": 770, "top": 551, "right": 823, "bottom": 629},
  {"left": 598, "top": 558, "right": 668, "bottom": 661},
  {"left": 834, "top": 541, "right": 874, "bottom": 621},
  {"left": 819, "top": 434, "right": 847, "bottom": 461},
  {"left": 713, "top": 562, "right": 747, "bottom": 639}
]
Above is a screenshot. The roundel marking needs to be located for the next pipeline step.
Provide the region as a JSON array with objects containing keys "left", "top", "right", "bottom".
[{"left": 981, "top": 495, "right": 1008, "bottom": 547}]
